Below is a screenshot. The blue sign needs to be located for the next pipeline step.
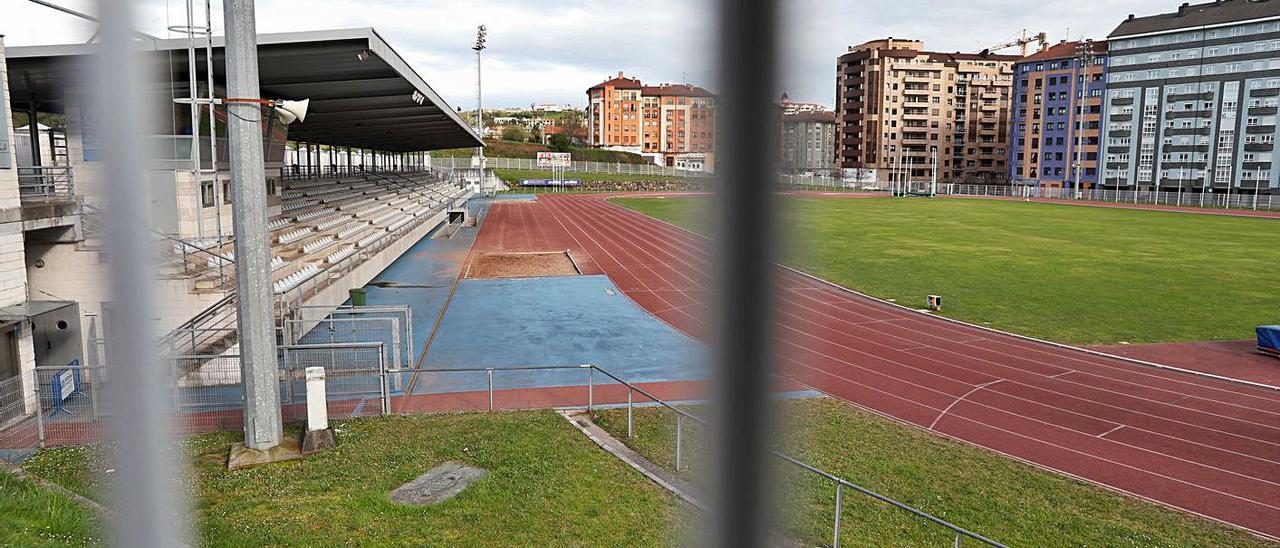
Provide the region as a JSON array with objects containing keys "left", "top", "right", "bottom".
[{"left": 48, "top": 359, "right": 83, "bottom": 417}]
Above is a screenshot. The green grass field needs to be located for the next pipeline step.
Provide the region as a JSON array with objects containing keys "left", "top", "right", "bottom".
[
  {"left": 612, "top": 196, "right": 1280, "bottom": 345},
  {"left": 592, "top": 399, "right": 1272, "bottom": 547},
  {"left": 0, "top": 470, "right": 100, "bottom": 546},
  {"left": 22, "top": 412, "right": 687, "bottom": 546}
]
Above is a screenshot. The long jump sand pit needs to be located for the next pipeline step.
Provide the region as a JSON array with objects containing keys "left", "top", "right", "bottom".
[{"left": 465, "top": 251, "right": 580, "bottom": 279}]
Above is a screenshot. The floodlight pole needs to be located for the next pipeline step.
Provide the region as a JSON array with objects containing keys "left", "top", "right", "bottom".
[
  {"left": 474, "top": 25, "right": 487, "bottom": 187},
  {"left": 1073, "top": 40, "right": 1094, "bottom": 200},
  {"left": 223, "top": 0, "right": 282, "bottom": 450}
]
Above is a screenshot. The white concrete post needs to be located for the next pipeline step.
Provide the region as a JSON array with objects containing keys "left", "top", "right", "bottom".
[{"left": 305, "top": 366, "right": 328, "bottom": 432}]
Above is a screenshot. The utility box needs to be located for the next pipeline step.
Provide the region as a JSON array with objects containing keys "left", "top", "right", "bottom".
[{"left": 926, "top": 295, "right": 942, "bottom": 311}]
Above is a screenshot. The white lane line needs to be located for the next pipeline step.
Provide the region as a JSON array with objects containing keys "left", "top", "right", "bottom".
[{"left": 930, "top": 380, "right": 1004, "bottom": 430}]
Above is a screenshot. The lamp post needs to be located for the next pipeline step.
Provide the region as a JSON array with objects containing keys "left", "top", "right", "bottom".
[
  {"left": 473, "top": 25, "right": 487, "bottom": 187},
  {"left": 1254, "top": 166, "right": 1262, "bottom": 210}
]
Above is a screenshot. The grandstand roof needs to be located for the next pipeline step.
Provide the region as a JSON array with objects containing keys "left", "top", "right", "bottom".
[{"left": 5, "top": 28, "right": 481, "bottom": 152}]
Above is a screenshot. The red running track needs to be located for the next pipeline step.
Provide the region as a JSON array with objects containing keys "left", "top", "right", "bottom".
[{"left": 473, "top": 194, "right": 1280, "bottom": 539}]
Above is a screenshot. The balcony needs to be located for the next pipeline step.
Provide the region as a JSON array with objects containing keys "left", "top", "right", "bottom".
[
  {"left": 1247, "top": 106, "right": 1278, "bottom": 116},
  {"left": 1164, "top": 127, "right": 1211, "bottom": 136},
  {"left": 1165, "top": 110, "right": 1211, "bottom": 120},
  {"left": 1249, "top": 88, "right": 1280, "bottom": 97},
  {"left": 17, "top": 166, "right": 75, "bottom": 203},
  {"left": 1166, "top": 91, "right": 1214, "bottom": 103},
  {"left": 1244, "top": 142, "right": 1274, "bottom": 152},
  {"left": 1246, "top": 124, "right": 1277, "bottom": 134}
]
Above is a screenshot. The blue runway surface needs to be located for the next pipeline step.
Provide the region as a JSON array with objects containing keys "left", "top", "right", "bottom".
[
  {"left": 298, "top": 199, "right": 492, "bottom": 354},
  {"left": 414, "top": 275, "right": 707, "bottom": 394},
  {"left": 495, "top": 193, "right": 537, "bottom": 201},
  {"left": 292, "top": 195, "right": 707, "bottom": 397}
]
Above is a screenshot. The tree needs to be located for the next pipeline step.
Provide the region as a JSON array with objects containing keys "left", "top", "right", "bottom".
[
  {"left": 501, "top": 125, "right": 528, "bottom": 142},
  {"left": 559, "top": 109, "right": 585, "bottom": 146},
  {"left": 528, "top": 124, "right": 544, "bottom": 144},
  {"left": 548, "top": 133, "right": 572, "bottom": 152}
]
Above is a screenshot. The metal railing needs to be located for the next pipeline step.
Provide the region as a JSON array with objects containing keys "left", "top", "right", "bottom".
[
  {"left": 432, "top": 155, "right": 714, "bottom": 178},
  {"left": 17, "top": 165, "right": 75, "bottom": 200},
  {"left": 271, "top": 189, "right": 456, "bottom": 319},
  {"left": 282, "top": 163, "right": 430, "bottom": 181},
  {"left": 946, "top": 183, "right": 1279, "bottom": 212},
  {"left": 404, "top": 364, "right": 1006, "bottom": 547}
]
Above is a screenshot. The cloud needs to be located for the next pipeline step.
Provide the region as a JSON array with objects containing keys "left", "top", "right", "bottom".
[{"left": 5, "top": 0, "right": 1179, "bottom": 110}]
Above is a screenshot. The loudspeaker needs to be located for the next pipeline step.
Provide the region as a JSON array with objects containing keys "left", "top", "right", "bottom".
[{"left": 274, "top": 99, "right": 310, "bottom": 124}]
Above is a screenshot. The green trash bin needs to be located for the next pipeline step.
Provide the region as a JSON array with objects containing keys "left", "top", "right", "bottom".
[{"left": 349, "top": 287, "right": 368, "bottom": 306}]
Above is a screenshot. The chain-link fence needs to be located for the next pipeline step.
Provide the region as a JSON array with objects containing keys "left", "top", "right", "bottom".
[{"left": 0, "top": 343, "right": 392, "bottom": 459}]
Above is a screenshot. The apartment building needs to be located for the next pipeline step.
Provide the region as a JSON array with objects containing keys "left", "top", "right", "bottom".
[
  {"left": 780, "top": 111, "right": 837, "bottom": 173},
  {"left": 780, "top": 93, "right": 828, "bottom": 115},
  {"left": 1009, "top": 40, "right": 1109, "bottom": 189},
  {"left": 836, "top": 38, "right": 1018, "bottom": 186},
  {"left": 1102, "top": 0, "right": 1280, "bottom": 196},
  {"left": 587, "top": 72, "right": 716, "bottom": 170},
  {"left": 587, "top": 72, "right": 643, "bottom": 152}
]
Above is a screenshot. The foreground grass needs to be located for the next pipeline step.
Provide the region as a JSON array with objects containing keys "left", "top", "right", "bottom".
[
  {"left": 0, "top": 469, "right": 100, "bottom": 546},
  {"left": 613, "top": 196, "right": 1280, "bottom": 344},
  {"left": 23, "top": 411, "right": 684, "bottom": 546},
  {"left": 594, "top": 399, "right": 1272, "bottom": 547}
]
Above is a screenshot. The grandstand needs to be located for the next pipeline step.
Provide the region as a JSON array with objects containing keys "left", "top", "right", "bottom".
[{"left": 0, "top": 29, "right": 483, "bottom": 402}]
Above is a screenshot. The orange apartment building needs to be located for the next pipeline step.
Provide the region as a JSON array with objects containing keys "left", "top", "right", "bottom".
[
  {"left": 588, "top": 72, "right": 716, "bottom": 171},
  {"left": 836, "top": 39, "right": 1018, "bottom": 185}
]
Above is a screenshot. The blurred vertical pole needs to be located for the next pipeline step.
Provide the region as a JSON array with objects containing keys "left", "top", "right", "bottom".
[
  {"left": 712, "top": 0, "right": 777, "bottom": 545},
  {"left": 94, "top": 0, "right": 188, "bottom": 545},
  {"left": 224, "top": 0, "right": 283, "bottom": 450}
]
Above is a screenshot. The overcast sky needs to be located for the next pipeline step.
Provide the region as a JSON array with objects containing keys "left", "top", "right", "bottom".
[{"left": 4, "top": 0, "right": 1175, "bottom": 110}]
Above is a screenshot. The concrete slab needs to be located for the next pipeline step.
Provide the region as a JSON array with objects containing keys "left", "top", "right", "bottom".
[
  {"left": 227, "top": 436, "right": 302, "bottom": 470},
  {"left": 389, "top": 462, "right": 487, "bottom": 505},
  {"left": 414, "top": 274, "right": 706, "bottom": 394}
]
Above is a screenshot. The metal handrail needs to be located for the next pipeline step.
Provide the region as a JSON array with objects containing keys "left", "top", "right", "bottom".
[
  {"left": 402, "top": 363, "right": 1005, "bottom": 546},
  {"left": 17, "top": 165, "right": 75, "bottom": 200},
  {"left": 592, "top": 365, "right": 1005, "bottom": 547}
]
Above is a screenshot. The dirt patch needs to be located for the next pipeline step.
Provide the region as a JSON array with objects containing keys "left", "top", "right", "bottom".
[{"left": 466, "top": 251, "right": 580, "bottom": 279}]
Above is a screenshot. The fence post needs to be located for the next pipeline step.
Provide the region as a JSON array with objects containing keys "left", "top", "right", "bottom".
[
  {"left": 627, "top": 387, "right": 633, "bottom": 438},
  {"left": 587, "top": 366, "right": 594, "bottom": 411},
  {"left": 833, "top": 483, "right": 843, "bottom": 548},
  {"left": 487, "top": 368, "right": 494, "bottom": 412},
  {"left": 282, "top": 348, "right": 294, "bottom": 405},
  {"left": 34, "top": 371, "right": 45, "bottom": 448},
  {"left": 955, "top": 532, "right": 963, "bottom": 547},
  {"left": 379, "top": 349, "right": 390, "bottom": 415},
  {"left": 675, "top": 414, "right": 683, "bottom": 471}
]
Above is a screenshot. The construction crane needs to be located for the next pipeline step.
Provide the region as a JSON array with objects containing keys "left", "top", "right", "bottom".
[{"left": 982, "top": 29, "right": 1049, "bottom": 57}]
